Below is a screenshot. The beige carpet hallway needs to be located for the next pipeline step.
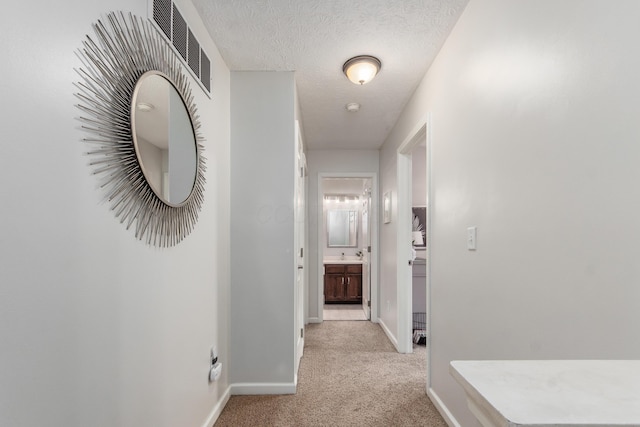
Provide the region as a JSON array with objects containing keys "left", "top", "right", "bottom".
[{"left": 214, "top": 321, "right": 446, "bottom": 427}]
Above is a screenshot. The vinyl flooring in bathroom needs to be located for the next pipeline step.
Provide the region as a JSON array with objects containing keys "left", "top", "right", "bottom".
[{"left": 323, "top": 304, "right": 367, "bottom": 321}]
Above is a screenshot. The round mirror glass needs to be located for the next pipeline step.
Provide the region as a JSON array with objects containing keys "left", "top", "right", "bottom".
[{"left": 131, "top": 71, "right": 198, "bottom": 207}]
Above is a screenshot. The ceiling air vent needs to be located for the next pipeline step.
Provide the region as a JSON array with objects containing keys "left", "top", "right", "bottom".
[
  {"left": 201, "top": 51, "right": 211, "bottom": 92},
  {"left": 172, "top": 5, "right": 188, "bottom": 61},
  {"left": 150, "top": 0, "right": 212, "bottom": 97},
  {"left": 153, "top": 0, "right": 171, "bottom": 40},
  {"left": 188, "top": 29, "right": 200, "bottom": 78}
]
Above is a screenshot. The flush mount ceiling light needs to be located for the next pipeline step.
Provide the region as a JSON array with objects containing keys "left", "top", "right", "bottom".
[{"left": 343, "top": 55, "right": 381, "bottom": 85}]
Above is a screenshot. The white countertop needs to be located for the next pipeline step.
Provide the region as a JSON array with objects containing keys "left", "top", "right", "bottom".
[
  {"left": 450, "top": 360, "right": 640, "bottom": 427},
  {"left": 323, "top": 259, "right": 364, "bottom": 264}
]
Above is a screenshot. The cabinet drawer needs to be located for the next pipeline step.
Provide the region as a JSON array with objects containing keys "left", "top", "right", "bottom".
[
  {"left": 325, "top": 264, "right": 345, "bottom": 274},
  {"left": 346, "top": 264, "right": 362, "bottom": 274}
]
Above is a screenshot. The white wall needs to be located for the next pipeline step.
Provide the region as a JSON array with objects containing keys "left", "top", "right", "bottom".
[
  {"left": 379, "top": 0, "right": 640, "bottom": 425},
  {"left": 229, "top": 71, "right": 297, "bottom": 391},
  {"left": 0, "top": 1, "right": 230, "bottom": 426},
  {"left": 306, "top": 150, "right": 379, "bottom": 321}
]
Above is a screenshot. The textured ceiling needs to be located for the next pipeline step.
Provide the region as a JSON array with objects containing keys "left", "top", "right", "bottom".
[{"left": 191, "top": 0, "right": 469, "bottom": 150}]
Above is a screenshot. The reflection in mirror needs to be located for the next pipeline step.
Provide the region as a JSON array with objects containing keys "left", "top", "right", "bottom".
[
  {"left": 327, "top": 210, "right": 358, "bottom": 247},
  {"left": 132, "top": 71, "right": 197, "bottom": 206}
]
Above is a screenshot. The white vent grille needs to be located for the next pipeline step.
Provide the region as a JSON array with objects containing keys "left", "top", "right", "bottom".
[{"left": 151, "top": 0, "right": 212, "bottom": 96}]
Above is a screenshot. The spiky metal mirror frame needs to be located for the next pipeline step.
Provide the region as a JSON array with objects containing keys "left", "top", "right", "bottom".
[{"left": 75, "top": 11, "right": 206, "bottom": 247}]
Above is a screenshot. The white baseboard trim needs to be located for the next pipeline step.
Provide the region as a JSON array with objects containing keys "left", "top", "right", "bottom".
[
  {"left": 230, "top": 382, "right": 296, "bottom": 395},
  {"left": 427, "top": 387, "right": 461, "bottom": 427},
  {"left": 377, "top": 318, "right": 399, "bottom": 352},
  {"left": 309, "top": 316, "right": 377, "bottom": 324},
  {"left": 201, "top": 386, "right": 231, "bottom": 427}
]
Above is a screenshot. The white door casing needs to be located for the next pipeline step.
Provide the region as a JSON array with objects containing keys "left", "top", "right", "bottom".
[
  {"left": 396, "top": 118, "right": 429, "bottom": 354},
  {"left": 317, "top": 173, "right": 379, "bottom": 323}
]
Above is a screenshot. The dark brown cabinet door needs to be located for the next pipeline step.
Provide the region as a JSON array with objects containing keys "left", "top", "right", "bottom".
[
  {"left": 325, "top": 273, "right": 345, "bottom": 302},
  {"left": 345, "top": 273, "right": 361, "bottom": 302},
  {"left": 345, "top": 264, "right": 362, "bottom": 302}
]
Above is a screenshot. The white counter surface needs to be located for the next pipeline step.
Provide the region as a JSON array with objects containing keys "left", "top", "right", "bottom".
[
  {"left": 450, "top": 360, "right": 640, "bottom": 427},
  {"left": 323, "top": 259, "right": 364, "bottom": 264}
]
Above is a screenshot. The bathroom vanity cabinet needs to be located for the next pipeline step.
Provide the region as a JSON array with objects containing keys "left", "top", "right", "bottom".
[{"left": 324, "top": 264, "right": 362, "bottom": 303}]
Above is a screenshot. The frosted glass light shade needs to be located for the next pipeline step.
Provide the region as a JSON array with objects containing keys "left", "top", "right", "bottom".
[{"left": 343, "top": 55, "right": 381, "bottom": 85}]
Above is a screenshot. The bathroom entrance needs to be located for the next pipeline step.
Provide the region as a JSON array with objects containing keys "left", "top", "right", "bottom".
[{"left": 317, "top": 173, "right": 378, "bottom": 323}]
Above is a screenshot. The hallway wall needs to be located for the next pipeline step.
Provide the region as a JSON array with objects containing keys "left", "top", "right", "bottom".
[
  {"left": 379, "top": 0, "right": 640, "bottom": 425},
  {"left": 0, "top": 1, "right": 231, "bottom": 426},
  {"left": 229, "top": 71, "right": 298, "bottom": 392}
]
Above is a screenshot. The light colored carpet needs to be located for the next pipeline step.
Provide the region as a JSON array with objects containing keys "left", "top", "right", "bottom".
[
  {"left": 323, "top": 304, "right": 367, "bottom": 321},
  {"left": 214, "top": 321, "right": 446, "bottom": 427}
]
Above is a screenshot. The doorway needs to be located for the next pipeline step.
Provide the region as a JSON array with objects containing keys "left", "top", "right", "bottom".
[
  {"left": 396, "top": 117, "right": 430, "bottom": 355},
  {"left": 317, "top": 173, "right": 379, "bottom": 324}
]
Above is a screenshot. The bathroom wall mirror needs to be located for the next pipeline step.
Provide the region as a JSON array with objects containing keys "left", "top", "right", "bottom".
[
  {"left": 75, "top": 12, "right": 206, "bottom": 246},
  {"left": 327, "top": 210, "right": 358, "bottom": 247},
  {"left": 132, "top": 71, "right": 197, "bottom": 207}
]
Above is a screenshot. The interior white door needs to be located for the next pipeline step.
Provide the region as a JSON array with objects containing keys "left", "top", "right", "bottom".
[
  {"left": 361, "top": 188, "right": 371, "bottom": 319},
  {"left": 294, "top": 122, "right": 306, "bottom": 374}
]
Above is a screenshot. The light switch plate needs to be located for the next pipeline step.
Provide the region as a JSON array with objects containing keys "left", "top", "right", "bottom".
[{"left": 467, "top": 226, "right": 477, "bottom": 250}]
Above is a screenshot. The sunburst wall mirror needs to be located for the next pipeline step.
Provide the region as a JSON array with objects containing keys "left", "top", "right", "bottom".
[{"left": 75, "top": 11, "right": 206, "bottom": 247}]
